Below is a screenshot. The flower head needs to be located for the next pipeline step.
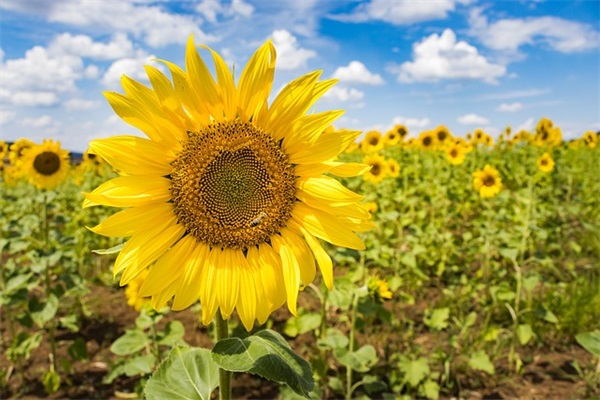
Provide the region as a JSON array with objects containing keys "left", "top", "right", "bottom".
[
  {"left": 362, "top": 154, "right": 387, "bottom": 183},
  {"left": 472, "top": 165, "right": 503, "bottom": 198},
  {"left": 362, "top": 130, "right": 384, "bottom": 153},
  {"left": 23, "top": 140, "right": 70, "bottom": 190},
  {"left": 446, "top": 144, "right": 466, "bottom": 165},
  {"left": 537, "top": 152, "right": 555, "bottom": 173},
  {"left": 84, "top": 36, "right": 372, "bottom": 331},
  {"left": 368, "top": 275, "right": 392, "bottom": 302}
]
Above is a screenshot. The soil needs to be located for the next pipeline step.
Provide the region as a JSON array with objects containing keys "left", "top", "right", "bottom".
[{"left": 0, "top": 285, "right": 596, "bottom": 400}]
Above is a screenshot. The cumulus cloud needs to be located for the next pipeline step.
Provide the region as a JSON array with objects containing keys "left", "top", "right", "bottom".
[
  {"left": 64, "top": 99, "right": 100, "bottom": 111},
  {"left": 332, "top": 61, "right": 383, "bottom": 85},
  {"left": 469, "top": 8, "right": 600, "bottom": 53},
  {"left": 331, "top": 0, "right": 469, "bottom": 25},
  {"left": 497, "top": 102, "right": 523, "bottom": 112},
  {"left": 48, "top": 33, "right": 134, "bottom": 60},
  {"left": 457, "top": 113, "right": 489, "bottom": 125},
  {"left": 516, "top": 117, "right": 536, "bottom": 132},
  {"left": 196, "top": 0, "right": 253, "bottom": 22},
  {"left": 21, "top": 115, "right": 56, "bottom": 128},
  {"left": 391, "top": 116, "right": 431, "bottom": 133},
  {"left": 0, "top": 109, "right": 16, "bottom": 125},
  {"left": 388, "top": 29, "right": 506, "bottom": 84},
  {"left": 270, "top": 30, "right": 316, "bottom": 70},
  {"left": 0, "top": 0, "right": 215, "bottom": 47},
  {"left": 101, "top": 53, "right": 158, "bottom": 88},
  {"left": 322, "top": 86, "right": 365, "bottom": 102}
]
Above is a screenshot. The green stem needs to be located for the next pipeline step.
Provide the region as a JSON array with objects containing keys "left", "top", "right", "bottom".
[
  {"left": 346, "top": 291, "right": 359, "bottom": 400},
  {"left": 215, "top": 310, "right": 232, "bottom": 400},
  {"left": 43, "top": 193, "right": 57, "bottom": 373}
]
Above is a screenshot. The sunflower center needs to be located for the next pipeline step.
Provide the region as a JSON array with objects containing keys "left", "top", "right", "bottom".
[
  {"left": 370, "top": 163, "right": 381, "bottom": 175},
  {"left": 171, "top": 121, "right": 297, "bottom": 250},
  {"left": 423, "top": 137, "right": 432, "bottom": 147},
  {"left": 33, "top": 151, "right": 61, "bottom": 176},
  {"left": 450, "top": 149, "right": 458, "bottom": 157},
  {"left": 369, "top": 137, "right": 379, "bottom": 146},
  {"left": 397, "top": 127, "right": 407, "bottom": 137},
  {"left": 541, "top": 159, "right": 548, "bottom": 166},
  {"left": 437, "top": 131, "right": 447, "bottom": 141},
  {"left": 483, "top": 175, "right": 496, "bottom": 187}
]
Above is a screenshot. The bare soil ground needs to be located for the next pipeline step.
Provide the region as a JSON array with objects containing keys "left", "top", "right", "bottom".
[{"left": 1, "top": 285, "right": 595, "bottom": 399}]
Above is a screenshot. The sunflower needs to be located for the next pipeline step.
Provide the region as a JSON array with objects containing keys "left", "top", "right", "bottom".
[
  {"left": 383, "top": 129, "right": 400, "bottom": 147},
  {"left": 472, "top": 165, "right": 502, "bottom": 198},
  {"left": 9, "top": 138, "right": 34, "bottom": 165},
  {"left": 434, "top": 125, "right": 452, "bottom": 148},
  {"left": 361, "top": 130, "right": 384, "bottom": 153},
  {"left": 537, "top": 152, "right": 555, "bottom": 173},
  {"left": 387, "top": 158, "right": 400, "bottom": 177},
  {"left": 362, "top": 154, "right": 387, "bottom": 183},
  {"left": 446, "top": 144, "right": 466, "bottom": 165},
  {"left": 22, "top": 140, "right": 70, "bottom": 190},
  {"left": 0, "top": 140, "right": 8, "bottom": 161},
  {"left": 533, "top": 118, "right": 562, "bottom": 147},
  {"left": 84, "top": 36, "right": 372, "bottom": 331},
  {"left": 364, "top": 201, "right": 378, "bottom": 213},
  {"left": 472, "top": 129, "right": 485, "bottom": 144},
  {"left": 582, "top": 131, "right": 597, "bottom": 149},
  {"left": 418, "top": 131, "right": 435, "bottom": 151},
  {"left": 125, "top": 269, "right": 151, "bottom": 311}
]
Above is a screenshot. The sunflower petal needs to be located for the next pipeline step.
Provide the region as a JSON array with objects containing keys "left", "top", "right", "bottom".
[
  {"left": 290, "top": 129, "right": 362, "bottom": 164},
  {"left": 291, "top": 203, "right": 365, "bottom": 250},
  {"left": 299, "top": 227, "right": 334, "bottom": 290},
  {"left": 171, "top": 242, "right": 210, "bottom": 311},
  {"left": 271, "top": 234, "right": 300, "bottom": 315},
  {"left": 235, "top": 257, "right": 257, "bottom": 331},
  {"left": 185, "top": 36, "right": 223, "bottom": 120},
  {"left": 82, "top": 176, "right": 171, "bottom": 208},
  {"left": 87, "top": 203, "right": 173, "bottom": 237},
  {"left": 88, "top": 136, "right": 174, "bottom": 176},
  {"left": 237, "top": 41, "right": 276, "bottom": 121},
  {"left": 200, "top": 45, "right": 237, "bottom": 120}
]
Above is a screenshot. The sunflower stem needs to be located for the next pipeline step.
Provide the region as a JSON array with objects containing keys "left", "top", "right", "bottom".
[
  {"left": 43, "top": 193, "right": 57, "bottom": 373},
  {"left": 215, "top": 310, "right": 232, "bottom": 400}
]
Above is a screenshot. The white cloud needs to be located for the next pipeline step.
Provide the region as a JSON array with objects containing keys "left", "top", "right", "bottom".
[
  {"left": 1, "top": 0, "right": 216, "bottom": 47},
  {"left": 332, "top": 61, "right": 384, "bottom": 85},
  {"left": 389, "top": 29, "right": 506, "bottom": 84},
  {"left": 0, "top": 90, "right": 59, "bottom": 106},
  {"left": 196, "top": 0, "right": 253, "bottom": 22},
  {"left": 64, "top": 99, "right": 100, "bottom": 111},
  {"left": 322, "top": 86, "right": 365, "bottom": 102},
  {"left": 101, "top": 54, "right": 158, "bottom": 88},
  {"left": 457, "top": 113, "right": 489, "bottom": 125},
  {"left": 497, "top": 102, "right": 523, "bottom": 112},
  {"left": 21, "top": 115, "right": 55, "bottom": 128},
  {"left": 332, "top": 0, "right": 469, "bottom": 25},
  {"left": 48, "top": 33, "right": 134, "bottom": 60},
  {"left": 0, "top": 110, "right": 16, "bottom": 126},
  {"left": 469, "top": 8, "right": 600, "bottom": 53},
  {"left": 480, "top": 88, "right": 550, "bottom": 100},
  {"left": 391, "top": 116, "right": 431, "bottom": 133},
  {"left": 270, "top": 30, "right": 316, "bottom": 70}
]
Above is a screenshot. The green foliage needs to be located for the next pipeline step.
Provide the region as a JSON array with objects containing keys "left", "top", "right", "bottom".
[{"left": 211, "top": 329, "right": 315, "bottom": 398}]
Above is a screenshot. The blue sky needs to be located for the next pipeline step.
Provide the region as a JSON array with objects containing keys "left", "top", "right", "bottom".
[{"left": 1, "top": 0, "right": 598, "bottom": 152}]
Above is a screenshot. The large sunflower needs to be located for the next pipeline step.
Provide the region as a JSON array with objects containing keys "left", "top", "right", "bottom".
[
  {"left": 472, "top": 165, "right": 503, "bottom": 198},
  {"left": 23, "top": 140, "right": 70, "bottom": 190},
  {"left": 84, "top": 36, "right": 372, "bottom": 331}
]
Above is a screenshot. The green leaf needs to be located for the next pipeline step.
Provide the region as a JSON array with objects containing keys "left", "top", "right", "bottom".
[
  {"left": 43, "top": 370, "right": 61, "bottom": 395},
  {"left": 158, "top": 320, "right": 186, "bottom": 346},
  {"left": 317, "top": 328, "right": 349, "bottom": 350},
  {"left": 29, "top": 294, "right": 59, "bottom": 328},
  {"left": 575, "top": 331, "right": 600, "bottom": 357},
  {"left": 284, "top": 312, "right": 322, "bottom": 338},
  {"left": 110, "top": 329, "right": 149, "bottom": 356},
  {"left": 499, "top": 247, "right": 519, "bottom": 262},
  {"left": 468, "top": 350, "right": 495, "bottom": 375},
  {"left": 68, "top": 337, "right": 88, "bottom": 361},
  {"left": 334, "top": 345, "right": 378, "bottom": 373},
  {"left": 123, "top": 354, "right": 156, "bottom": 376},
  {"left": 145, "top": 347, "right": 218, "bottom": 400},
  {"left": 423, "top": 307, "right": 450, "bottom": 331},
  {"left": 211, "top": 329, "right": 314, "bottom": 398},
  {"left": 398, "top": 356, "right": 430, "bottom": 387},
  {"left": 92, "top": 243, "right": 124, "bottom": 255},
  {"left": 7, "top": 332, "right": 43, "bottom": 362},
  {"left": 516, "top": 324, "right": 534, "bottom": 345}
]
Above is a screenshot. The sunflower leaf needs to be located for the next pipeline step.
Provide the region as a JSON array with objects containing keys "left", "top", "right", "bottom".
[
  {"left": 145, "top": 347, "right": 219, "bottom": 400},
  {"left": 211, "top": 329, "right": 314, "bottom": 398}
]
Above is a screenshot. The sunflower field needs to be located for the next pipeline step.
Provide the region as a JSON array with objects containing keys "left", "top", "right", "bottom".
[{"left": 1, "top": 42, "right": 600, "bottom": 400}]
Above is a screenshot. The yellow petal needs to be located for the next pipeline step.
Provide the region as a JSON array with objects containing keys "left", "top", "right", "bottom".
[
  {"left": 300, "top": 227, "right": 334, "bottom": 290},
  {"left": 216, "top": 249, "right": 240, "bottom": 319},
  {"left": 171, "top": 242, "right": 210, "bottom": 311},
  {"left": 296, "top": 176, "right": 363, "bottom": 202},
  {"left": 82, "top": 176, "right": 171, "bottom": 208},
  {"left": 281, "top": 228, "right": 315, "bottom": 288},
  {"left": 326, "top": 162, "right": 370, "bottom": 177},
  {"left": 237, "top": 41, "right": 276, "bottom": 121},
  {"left": 284, "top": 111, "right": 345, "bottom": 154},
  {"left": 235, "top": 257, "right": 257, "bottom": 331},
  {"left": 199, "top": 248, "right": 220, "bottom": 326},
  {"left": 185, "top": 35, "right": 223, "bottom": 120},
  {"left": 145, "top": 65, "right": 181, "bottom": 114},
  {"left": 271, "top": 234, "right": 300, "bottom": 315},
  {"left": 200, "top": 45, "right": 237, "bottom": 120},
  {"left": 115, "top": 213, "right": 185, "bottom": 282},
  {"left": 138, "top": 234, "right": 197, "bottom": 297},
  {"left": 88, "top": 136, "right": 174, "bottom": 176},
  {"left": 291, "top": 203, "right": 365, "bottom": 250},
  {"left": 88, "top": 203, "right": 173, "bottom": 237},
  {"left": 290, "top": 129, "right": 362, "bottom": 164},
  {"left": 151, "top": 277, "right": 182, "bottom": 310}
]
